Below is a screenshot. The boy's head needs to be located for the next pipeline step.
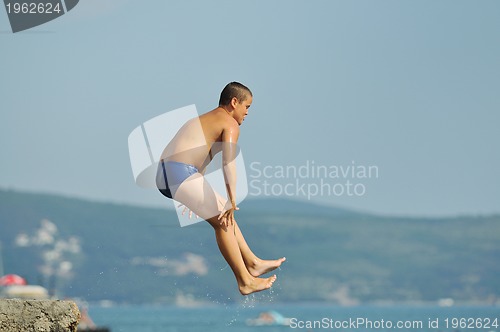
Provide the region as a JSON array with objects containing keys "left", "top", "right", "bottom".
[{"left": 218, "top": 82, "right": 253, "bottom": 106}]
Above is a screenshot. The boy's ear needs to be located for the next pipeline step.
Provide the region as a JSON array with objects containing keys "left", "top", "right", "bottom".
[{"left": 230, "top": 97, "right": 239, "bottom": 109}]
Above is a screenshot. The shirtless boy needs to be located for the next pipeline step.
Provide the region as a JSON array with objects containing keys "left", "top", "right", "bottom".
[{"left": 156, "top": 82, "right": 285, "bottom": 295}]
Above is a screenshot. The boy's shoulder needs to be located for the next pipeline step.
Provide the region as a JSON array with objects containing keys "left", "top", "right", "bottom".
[{"left": 202, "top": 108, "right": 239, "bottom": 129}]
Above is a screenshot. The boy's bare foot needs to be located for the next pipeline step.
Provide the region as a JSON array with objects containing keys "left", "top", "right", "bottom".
[
  {"left": 239, "top": 275, "right": 277, "bottom": 295},
  {"left": 248, "top": 257, "right": 286, "bottom": 277}
]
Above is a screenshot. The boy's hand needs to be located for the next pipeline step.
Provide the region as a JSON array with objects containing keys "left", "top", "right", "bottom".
[{"left": 218, "top": 201, "right": 239, "bottom": 227}]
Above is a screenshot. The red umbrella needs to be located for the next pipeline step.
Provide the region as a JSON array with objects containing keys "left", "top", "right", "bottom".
[{"left": 0, "top": 274, "right": 27, "bottom": 286}]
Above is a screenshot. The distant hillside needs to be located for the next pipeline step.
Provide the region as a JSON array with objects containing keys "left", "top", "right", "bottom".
[
  {"left": 1, "top": 189, "right": 499, "bottom": 305},
  {"left": 239, "top": 197, "right": 368, "bottom": 218}
]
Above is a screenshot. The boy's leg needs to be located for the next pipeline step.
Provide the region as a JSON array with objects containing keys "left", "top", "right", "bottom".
[
  {"left": 205, "top": 216, "right": 276, "bottom": 295},
  {"left": 173, "top": 174, "right": 276, "bottom": 295},
  {"left": 233, "top": 222, "right": 286, "bottom": 277},
  {"left": 208, "top": 189, "right": 286, "bottom": 277}
]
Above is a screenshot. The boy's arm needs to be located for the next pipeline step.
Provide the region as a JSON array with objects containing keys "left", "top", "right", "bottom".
[{"left": 222, "top": 122, "right": 240, "bottom": 209}]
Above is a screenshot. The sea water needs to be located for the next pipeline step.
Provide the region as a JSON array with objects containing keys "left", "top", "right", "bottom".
[{"left": 88, "top": 303, "right": 499, "bottom": 332}]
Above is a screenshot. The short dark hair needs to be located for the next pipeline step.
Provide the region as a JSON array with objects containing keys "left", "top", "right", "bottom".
[{"left": 218, "top": 82, "right": 252, "bottom": 106}]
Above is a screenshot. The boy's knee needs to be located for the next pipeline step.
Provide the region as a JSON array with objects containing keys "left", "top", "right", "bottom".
[
  {"left": 207, "top": 218, "right": 236, "bottom": 233},
  {"left": 206, "top": 216, "right": 224, "bottom": 229}
]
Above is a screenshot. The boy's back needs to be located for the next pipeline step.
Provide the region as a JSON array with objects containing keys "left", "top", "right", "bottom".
[{"left": 160, "top": 108, "right": 238, "bottom": 171}]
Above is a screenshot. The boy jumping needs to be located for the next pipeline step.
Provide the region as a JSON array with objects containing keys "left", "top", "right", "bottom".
[{"left": 156, "top": 82, "right": 285, "bottom": 295}]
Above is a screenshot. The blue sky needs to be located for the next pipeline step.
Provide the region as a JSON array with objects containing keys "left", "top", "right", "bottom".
[{"left": 1, "top": 0, "right": 499, "bottom": 217}]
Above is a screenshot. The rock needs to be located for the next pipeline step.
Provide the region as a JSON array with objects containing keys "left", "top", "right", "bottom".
[{"left": 0, "top": 299, "right": 80, "bottom": 332}]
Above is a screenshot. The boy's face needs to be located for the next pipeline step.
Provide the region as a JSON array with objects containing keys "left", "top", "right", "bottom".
[{"left": 233, "top": 95, "right": 252, "bottom": 125}]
